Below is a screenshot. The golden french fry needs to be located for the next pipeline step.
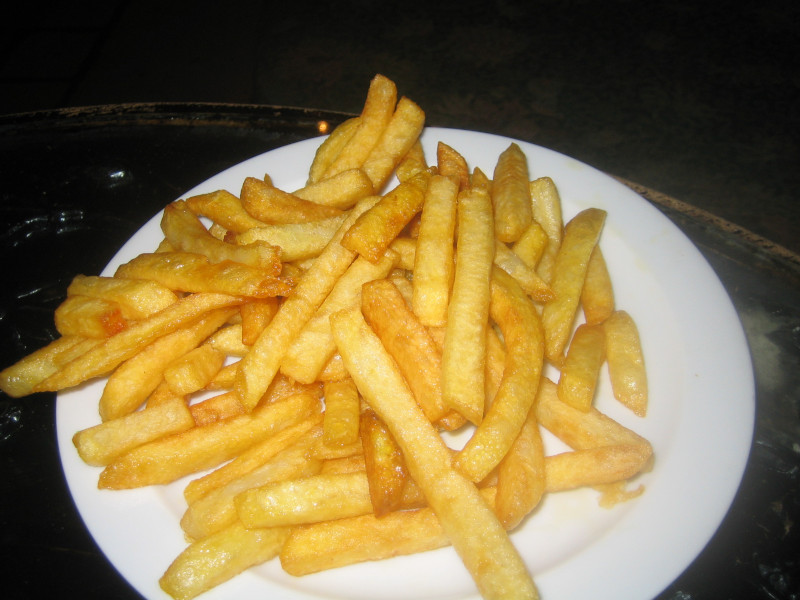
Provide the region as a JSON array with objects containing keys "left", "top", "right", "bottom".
[
  {"left": 493, "top": 241, "right": 554, "bottom": 303},
  {"left": 54, "top": 295, "right": 128, "bottom": 338},
  {"left": 321, "top": 74, "right": 398, "bottom": 180},
  {"left": 239, "top": 176, "right": 344, "bottom": 224},
  {"left": 188, "top": 390, "right": 246, "bottom": 426},
  {"left": 239, "top": 298, "right": 279, "bottom": 346},
  {"left": 98, "top": 391, "right": 321, "bottom": 489},
  {"left": 582, "top": 246, "right": 615, "bottom": 325},
  {"left": 280, "top": 249, "right": 396, "bottom": 384},
  {"left": 453, "top": 268, "right": 544, "bottom": 483},
  {"left": 529, "top": 176, "right": 564, "bottom": 283},
  {"left": 161, "top": 201, "right": 281, "bottom": 269},
  {"left": 163, "top": 344, "right": 226, "bottom": 396},
  {"left": 340, "top": 172, "right": 428, "bottom": 263},
  {"left": 492, "top": 142, "right": 532, "bottom": 243},
  {"left": 330, "top": 307, "right": 538, "bottom": 600},
  {"left": 308, "top": 116, "right": 361, "bottom": 184},
  {"left": 36, "top": 294, "right": 245, "bottom": 394},
  {"left": 98, "top": 308, "right": 234, "bottom": 421},
  {"left": 360, "top": 408, "right": 408, "bottom": 517},
  {"left": 66, "top": 274, "right": 179, "bottom": 320},
  {"left": 511, "top": 221, "right": 548, "bottom": 270},
  {"left": 361, "top": 278, "right": 448, "bottom": 423},
  {"left": 230, "top": 214, "right": 347, "bottom": 262},
  {"left": 294, "top": 168, "right": 374, "bottom": 209},
  {"left": 322, "top": 377, "right": 361, "bottom": 448},
  {"left": 235, "top": 197, "right": 378, "bottom": 410},
  {"left": 361, "top": 96, "right": 426, "bottom": 191},
  {"left": 557, "top": 323, "right": 606, "bottom": 412},
  {"left": 436, "top": 141, "right": 470, "bottom": 191},
  {"left": 441, "top": 186, "right": 495, "bottom": 425},
  {"left": 540, "top": 208, "right": 606, "bottom": 364},
  {"left": 205, "top": 324, "right": 249, "bottom": 356},
  {"left": 604, "top": 310, "right": 648, "bottom": 416},
  {"left": 395, "top": 139, "right": 427, "bottom": 182},
  {"left": 411, "top": 173, "right": 458, "bottom": 326},
  {"left": 160, "top": 522, "right": 291, "bottom": 600},
  {"left": 544, "top": 444, "right": 652, "bottom": 493},
  {"left": 183, "top": 189, "right": 267, "bottom": 233}
]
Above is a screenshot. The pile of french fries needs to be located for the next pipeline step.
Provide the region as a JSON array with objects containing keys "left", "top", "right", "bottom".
[{"left": 0, "top": 74, "right": 652, "bottom": 600}]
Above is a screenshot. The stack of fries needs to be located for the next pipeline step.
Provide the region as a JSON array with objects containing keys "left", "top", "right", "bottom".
[{"left": 0, "top": 74, "right": 652, "bottom": 600}]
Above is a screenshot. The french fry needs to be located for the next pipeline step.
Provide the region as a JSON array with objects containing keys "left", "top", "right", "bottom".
[
  {"left": 557, "top": 323, "right": 606, "bottom": 412},
  {"left": 441, "top": 185, "right": 495, "bottom": 425},
  {"left": 330, "top": 307, "right": 538, "bottom": 600},
  {"left": 493, "top": 241, "right": 555, "bottom": 303},
  {"left": 581, "top": 247, "right": 615, "bottom": 325},
  {"left": 239, "top": 176, "right": 344, "bottom": 224},
  {"left": 604, "top": 310, "right": 648, "bottom": 416},
  {"left": 161, "top": 201, "right": 281, "bottom": 269},
  {"left": 492, "top": 142, "right": 532, "bottom": 243},
  {"left": 322, "top": 377, "right": 361, "bottom": 448},
  {"left": 116, "top": 251, "right": 290, "bottom": 297},
  {"left": 35, "top": 294, "right": 245, "bottom": 395},
  {"left": 231, "top": 214, "right": 347, "bottom": 262},
  {"left": 453, "top": 268, "right": 545, "bottom": 483},
  {"left": 411, "top": 173, "right": 458, "bottom": 326},
  {"left": 239, "top": 298, "right": 279, "bottom": 346},
  {"left": 436, "top": 141, "right": 470, "bottom": 191},
  {"left": 340, "top": 171, "right": 428, "bottom": 263},
  {"left": 98, "top": 391, "right": 321, "bottom": 489},
  {"left": 163, "top": 344, "right": 227, "bottom": 396},
  {"left": 512, "top": 221, "right": 548, "bottom": 270},
  {"left": 160, "top": 522, "right": 291, "bottom": 600},
  {"left": 529, "top": 177, "right": 564, "bottom": 283},
  {"left": 307, "top": 116, "right": 361, "bottom": 184},
  {"left": 183, "top": 189, "right": 267, "bottom": 233},
  {"left": 205, "top": 324, "right": 250, "bottom": 356},
  {"left": 540, "top": 208, "right": 606, "bottom": 364},
  {"left": 66, "top": 274, "right": 179, "bottom": 320},
  {"left": 188, "top": 390, "right": 246, "bottom": 426},
  {"left": 361, "top": 96, "right": 426, "bottom": 191},
  {"left": 395, "top": 139, "right": 427, "bottom": 182},
  {"left": 98, "top": 308, "right": 235, "bottom": 421},
  {"left": 54, "top": 295, "right": 128, "bottom": 338},
  {"left": 235, "top": 197, "right": 378, "bottom": 410},
  {"left": 294, "top": 168, "right": 374, "bottom": 209},
  {"left": 360, "top": 408, "right": 408, "bottom": 517}
]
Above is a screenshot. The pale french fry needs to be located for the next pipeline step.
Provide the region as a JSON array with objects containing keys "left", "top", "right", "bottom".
[
  {"left": 493, "top": 241, "right": 555, "bottom": 303},
  {"left": 235, "top": 197, "right": 378, "bottom": 410},
  {"left": 239, "top": 176, "right": 344, "bottom": 224},
  {"left": 66, "top": 274, "right": 179, "bottom": 320},
  {"left": 294, "top": 168, "right": 374, "bottom": 209},
  {"left": 541, "top": 208, "right": 606, "bottom": 364},
  {"left": 116, "top": 251, "right": 290, "bottom": 297},
  {"left": 330, "top": 307, "right": 538, "bottom": 600},
  {"left": 492, "top": 142, "right": 532, "bottom": 243},
  {"left": 322, "top": 377, "right": 361, "bottom": 448},
  {"left": 581, "top": 246, "right": 615, "bottom": 325},
  {"left": 361, "top": 278, "right": 448, "bottom": 423},
  {"left": 453, "top": 268, "right": 544, "bottom": 483},
  {"left": 511, "top": 221, "right": 548, "bottom": 270},
  {"left": 436, "top": 141, "right": 470, "bottom": 191},
  {"left": 604, "top": 310, "right": 648, "bottom": 416},
  {"left": 529, "top": 176, "right": 564, "bottom": 283},
  {"left": 441, "top": 186, "right": 495, "bottom": 425},
  {"left": 557, "top": 323, "right": 606, "bottom": 412},
  {"left": 411, "top": 173, "right": 458, "bottom": 326},
  {"left": 160, "top": 522, "right": 291, "bottom": 600},
  {"left": 544, "top": 444, "right": 652, "bottom": 493},
  {"left": 36, "top": 294, "right": 245, "bottom": 395},
  {"left": 183, "top": 189, "right": 267, "bottom": 233},
  {"left": 163, "top": 344, "right": 226, "bottom": 396},
  {"left": 98, "top": 391, "right": 321, "bottom": 489},
  {"left": 73, "top": 396, "right": 194, "bottom": 467},
  {"left": 308, "top": 116, "right": 361, "bottom": 184},
  {"left": 161, "top": 201, "right": 281, "bottom": 269},
  {"left": 280, "top": 249, "right": 396, "bottom": 384},
  {"left": 340, "top": 171, "right": 428, "bottom": 263},
  {"left": 321, "top": 74, "right": 398, "bottom": 180},
  {"left": 360, "top": 408, "right": 408, "bottom": 517},
  {"left": 54, "top": 295, "right": 128, "bottom": 338},
  {"left": 239, "top": 298, "right": 279, "bottom": 346},
  {"left": 361, "top": 96, "right": 426, "bottom": 191},
  {"left": 231, "top": 214, "right": 348, "bottom": 262},
  {"left": 98, "top": 308, "right": 235, "bottom": 421}
]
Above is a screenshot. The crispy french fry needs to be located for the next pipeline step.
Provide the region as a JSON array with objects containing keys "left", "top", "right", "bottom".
[
  {"left": 411, "top": 173, "right": 458, "bottom": 326},
  {"left": 239, "top": 176, "right": 344, "bottom": 224},
  {"left": 294, "top": 168, "right": 374, "bottom": 209},
  {"left": 541, "top": 208, "right": 606, "bottom": 364},
  {"left": 512, "top": 221, "right": 548, "bottom": 270},
  {"left": 360, "top": 408, "right": 408, "bottom": 517},
  {"left": 308, "top": 117, "right": 361, "bottom": 184},
  {"left": 436, "top": 141, "right": 470, "bottom": 191},
  {"left": 322, "top": 377, "right": 361, "bottom": 448},
  {"left": 160, "top": 522, "right": 291, "bottom": 600},
  {"left": 54, "top": 295, "right": 128, "bottom": 338},
  {"left": 604, "top": 310, "right": 648, "bottom": 416},
  {"left": 395, "top": 139, "right": 427, "bottom": 182},
  {"left": 205, "top": 324, "right": 249, "bottom": 356},
  {"left": 581, "top": 246, "right": 615, "bottom": 325},
  {"left": 493, "top": 241, "right": 554, "bottom": 303},
  {"left": 163, "top": 344, "right": 226, "bottom": 396},
  {"left": 66, "top": 274, "right": 179, "bottom": 320},
  {"left": 235, "top": 197, "right": 378, "bottom": 410},
  {"left": 453, "top": 268, "right": 544, "bottom": 483},
  {"left": 330, "top": 307, "right": 538, "bottom": 600},
  {"left": 441, "top": 186, "right": 495, "bottom": 425},
  {"left": 239, "top": 298, "right": 279, "bottom": 346},
  {"left": 557, "top": 323, "right": 606, "bottom": 412},
  {"left": 492, "top": 143, "right": 532, "bottom": 243},
  {"left": 231, "top": 214, "right": 347, "bottom": 262},
  {"left": 73, "top": 396, "right": 194, "bottom": 467},
  {"left": 188, "top": 390, "right": 246, "bottom": 426},
  {"left": 98, "top": 391, "right": 321, "bottom": 489},
  {"left": 529, "top": 177, "right": 564, "bottom": 283},
  {"left": 183, "top": 189, "right": 267, "bottom": 233}
]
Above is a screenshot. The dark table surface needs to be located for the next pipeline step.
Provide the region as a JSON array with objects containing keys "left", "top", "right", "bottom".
[{"left": 1, "top": 104, "right": 797, "bottom": 600}]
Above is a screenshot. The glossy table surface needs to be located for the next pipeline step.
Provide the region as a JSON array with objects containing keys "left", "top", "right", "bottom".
[{"left": 0, "top": 104, "right": 797, "bottom": 600}]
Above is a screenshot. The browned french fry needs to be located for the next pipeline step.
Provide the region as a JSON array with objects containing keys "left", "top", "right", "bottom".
[
  {"left": 322, "top": 377, "right": 361, "bottom": 448},
  {"left": 239, "top": 176, "right": 344, "bottom": 224},
  {"left": 163, "top": 344, "right": 227, "bottom": 396},
  {"left": 604, "top": 310, "right": 648, "bottom": 416},
  {"left": 239, "top": 298, "right": 279, "bottom": 346},
  {"left": 436, "top": 141, "right": 470, "bottom": 191},
  {"left": 54, "top": 295, "right": 128, "bottom": 338},
  {"left": 294, "top": 168, "right": 374, "bottom": 209},
  {"left": 492, "top": 142, "right": 532, "bottom": 243},
  {"left": 183, "top": 189, "right": 267, "bottom": 233},
  {"left": 66, "top": 274, "right": 179, "bottom": 320},
  {"left": 582, "top": 246, "right": 615, "bottom": 325},
  {"left": 231, "top": 214, "right": 347, "bottom": 262},
  {"left": 395, "top": 139, "right": 427, "bottom": 183},
  {"left": 557, "top": 322, "right": 606, "bottom": 412},
  {"left": 360, "top": 408, "right": 408, "bottom": 517},
  {"left": 307, "top": 116, "right": 361, "bottom": 184}
]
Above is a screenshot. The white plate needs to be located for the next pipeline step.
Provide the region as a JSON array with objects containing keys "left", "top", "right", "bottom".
[{"left": 56, "top": 128, "right": 754, "bottom": 600}]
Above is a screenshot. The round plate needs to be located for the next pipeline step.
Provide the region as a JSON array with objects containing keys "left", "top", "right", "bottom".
[{"left": 56, "top": 128, "right": 754, "bottom": 600}]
